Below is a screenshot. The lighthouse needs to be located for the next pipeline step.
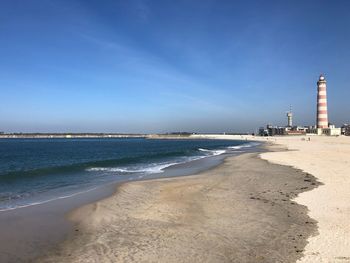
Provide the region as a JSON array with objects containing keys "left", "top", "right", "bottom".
[{"left": 316, "top": 74, "right": 329, "bottom": 129}]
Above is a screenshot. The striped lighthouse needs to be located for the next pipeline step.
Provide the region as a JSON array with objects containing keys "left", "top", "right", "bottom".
[{"left": 316, "top": 74, "right": 329, "bottom": 129}]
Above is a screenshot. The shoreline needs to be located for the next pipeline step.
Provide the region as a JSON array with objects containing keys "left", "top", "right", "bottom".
[
  {"left": 257, "top": 136, "right": 350, "bottom": 262},
  {"left": 37, "top": 144, "right": 320, "bottom": 262},
  {"left": 194, "top": 134, "right": 350, "bottom": 262},
  {"left": 0, "top": 141, "right": 248, "bottom": 263},
  {"left": 0, "top": 134, "right": 147, "bottom": 139},
  {"left": 3, "top": 135, "right": 349, "bottom": 262},
  {"left": 0, "top": 181, "right": 118, "bottom": 263}
]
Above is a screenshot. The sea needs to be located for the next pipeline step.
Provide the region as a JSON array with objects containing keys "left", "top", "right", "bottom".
[{"left": 0, "top": 138, "right": 258, "bottom": 212}]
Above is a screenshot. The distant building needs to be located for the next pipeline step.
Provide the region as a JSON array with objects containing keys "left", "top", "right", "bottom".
[
  {"left": 259, "top": 124, "right": 307, "bottom": 137},
  {"left": 312, "top": 124, "right": 341, "bottom": 136},
  {"left": 267, "top": 125, "right": 286, "bottom": 136},
  {"left": 258, "top": 74, "right": 343, "bottom": 136},
  {"left": 258, "top": 127, "right": 268, "bottom": 136},
  {"left": 341, "top": 124, "right": 350, "bottom": 136},
  {"left": 286, "top": 126, "right": 307, "bottom": 135},
  {"left": 258, "top": 108, "right": 308, "bottom": 136}
]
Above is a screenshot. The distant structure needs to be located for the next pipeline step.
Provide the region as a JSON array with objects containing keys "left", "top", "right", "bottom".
[
  {"left": 341, "top": 124, "right": 350, "bottom": 136},
  {"left": 314, "top": 74, "right": 341, "bottom": 136},
  {"left": 258, "top": 110, "right": 308, "bottom": 136},
  {"left": 316, "top": 74, "right": 329, "bottom": 129},
  {"left": 286, "top": 106, "right": 293, "bottom": 127},
  {"left": 258, "top": 74, "right": 342, "bottom": 137}
]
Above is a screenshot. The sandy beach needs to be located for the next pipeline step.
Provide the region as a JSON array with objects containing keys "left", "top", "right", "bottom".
[
  {"left": 194, "top": 134, "right": 350, "bottom": 262},
  {"left": 3, "top": 1, "right": 350, "bottom": 262},
  {"left": 259, "top": 136, "right": 350, "bottom": 262},
  {"left": 37, "top": 145, "right": 319, "bottom": 263}
]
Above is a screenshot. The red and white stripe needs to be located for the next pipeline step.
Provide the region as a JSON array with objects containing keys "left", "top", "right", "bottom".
[{"left": 317, "top": 76, "right": 328, "bottom": 128}]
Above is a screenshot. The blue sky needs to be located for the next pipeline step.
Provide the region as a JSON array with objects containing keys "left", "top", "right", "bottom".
[{"left": 0, "top": 0, "right": 349, "bottom": 133}]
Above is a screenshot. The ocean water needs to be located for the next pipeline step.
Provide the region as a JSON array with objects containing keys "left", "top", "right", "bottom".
[{"left": 0, "top": 138, "right": 257, "bottom": 211}]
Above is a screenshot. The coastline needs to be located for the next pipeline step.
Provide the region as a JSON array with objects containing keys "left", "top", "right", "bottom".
[
  {"left": 3, "top": 135, "right": 349, "bottom": 262},
  {"left": 195, "top": 134, "right": 350, "bottom": 262},
  {"left": 37, "top": 144, "right": 319, "bottom": 263},
  {"left": 258, "top": 136, "right": 350, "bottom": 262},
  {"left": 0, "top": 140, "right": 246, "bottom": 263}
]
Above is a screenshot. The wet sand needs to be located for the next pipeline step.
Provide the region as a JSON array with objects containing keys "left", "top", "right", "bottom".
[
  {"left": 0, "top": 148, "right": 234, "bottom": 263},
  {"left": 0, "top": 183, "right": 117, "bottom": 263},
  {"left": 38, "top": 147, "right": 319, "bottom": 263}
]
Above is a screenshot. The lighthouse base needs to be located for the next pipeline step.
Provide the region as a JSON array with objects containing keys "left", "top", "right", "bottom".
[{"left": 315, "top": 127, "right": 341, "bottom": 136}]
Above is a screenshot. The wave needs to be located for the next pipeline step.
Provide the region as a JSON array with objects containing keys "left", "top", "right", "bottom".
[
  {"left": 198, "top": 148, "right": 227, "bottom": 156},
  {"left": 86, "top": 162, "right": 180, "bottom": 174},
  {"left": 0, "top": 140, "right": 259, "bottom": 212},
  {"left": 90, "top": 143, "right": 260, "bottom": 176},
  {"left": 86, "top": 152, "right": 215, "bottom": 176},
  {"left": 0, "top": 143, "right": 258, "bottom": 181},
  {"left": 228, "top": 142, "right": 260, "bottom": 150},
  {"left": 198, "top": 148, "right": 211, "bottom": 152},
  {"left": 0, "top": 150, "right": 191, "bottom": 181}
]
